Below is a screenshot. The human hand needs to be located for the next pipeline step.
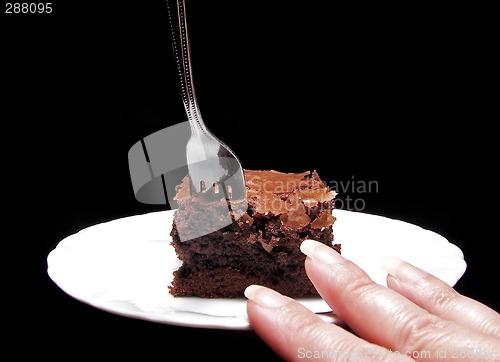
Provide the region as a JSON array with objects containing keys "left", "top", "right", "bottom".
[{"left": 245, "top": 239, "right": 500, "bottom": 361}]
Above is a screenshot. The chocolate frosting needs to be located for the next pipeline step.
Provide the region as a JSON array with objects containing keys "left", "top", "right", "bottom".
[
  {"left": 174, "top": 169, "right": 336, "bottom": 231},
  {"left": 245, "top": 170, "right": 336, "bottom": 230}
]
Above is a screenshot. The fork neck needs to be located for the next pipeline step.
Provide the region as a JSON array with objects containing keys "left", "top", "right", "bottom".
[{"left": 184, "top": 98, "right": 209, "bottom": 138}]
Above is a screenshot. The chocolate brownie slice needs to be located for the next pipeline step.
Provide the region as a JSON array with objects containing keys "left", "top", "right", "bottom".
[{"left": 169, "top": 169, "right": 339, "bottom": 298}]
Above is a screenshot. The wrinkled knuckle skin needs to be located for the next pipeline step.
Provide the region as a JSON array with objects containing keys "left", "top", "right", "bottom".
[
  {"left": 398, "top": 314, "right": 453, "bottom": 353},
  {"left": 275, "top": 304, "right": 327, "bottom": 341},
  {"left": 340, "top": 274, "right": 380, "bottom": 304},
  {"left": 295, "top": 320, "right": 360, "bottom": 360},
  {"left": 417, "top": 279, "right": 459, "bottom": 312}
]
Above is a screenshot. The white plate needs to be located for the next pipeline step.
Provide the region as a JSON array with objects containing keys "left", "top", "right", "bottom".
[{"left": 47, "top": 209, "right": 466, "bottom": 330}]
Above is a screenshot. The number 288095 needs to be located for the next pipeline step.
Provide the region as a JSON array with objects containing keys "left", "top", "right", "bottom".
[{"left": 5, "top": 3, "right": 53, "bottom": 14}]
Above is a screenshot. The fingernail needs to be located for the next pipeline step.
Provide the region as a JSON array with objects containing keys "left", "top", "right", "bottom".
[
  {"left": 300, "top": 239, "right": 345, "bottom": 264},
  {"left": 300, "top": 239, "right": 344, "bottom": 265},
  {"left": 244, "top": 285, "right": 291, "bottom": 308},
  {"left": 382, "top": 257, "right": 429, "bottom": 283}
]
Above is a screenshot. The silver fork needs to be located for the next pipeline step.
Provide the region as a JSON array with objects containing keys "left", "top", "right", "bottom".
[{"left": 166, "top": 0, "right": 246, "bottom": 202}]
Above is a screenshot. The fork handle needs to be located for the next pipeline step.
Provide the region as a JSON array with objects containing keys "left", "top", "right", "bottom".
[{"left": 166, "top": 0, "right": 207, "bottom": 138}]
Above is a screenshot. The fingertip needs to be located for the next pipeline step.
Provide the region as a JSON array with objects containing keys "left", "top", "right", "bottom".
[
  {"left": 300, "top": 239, "right": 320, "bottom": 256},
  {"left": 244, "top": 284, "right": 291, "bottom": 308},
  {"left": 382, "top": 257, "right": 428, "bottom": 283},
  {"left": 300, "top": 239, "right": 344, "bottom": 265},
  {"left": 244, "top": 284, "right": 263, "bottom": 300},
  {"left": 381, "top": 257, "right": 403, "bottom": 276}
]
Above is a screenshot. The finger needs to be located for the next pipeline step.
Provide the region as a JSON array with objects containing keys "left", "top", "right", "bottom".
[
  {"left": 245, "top": 285, "right": 414, "bottom": 362},
  {"left": 383, "top": 257, "right": 500, "bottom": 339},
  {"left": 300, "top": 239, "right": 500, "bottom": 357}
]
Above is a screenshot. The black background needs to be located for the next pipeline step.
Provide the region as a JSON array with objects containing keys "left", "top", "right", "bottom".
[{"left": 3, "top": 1, "right": 498, "bottom": 359}]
